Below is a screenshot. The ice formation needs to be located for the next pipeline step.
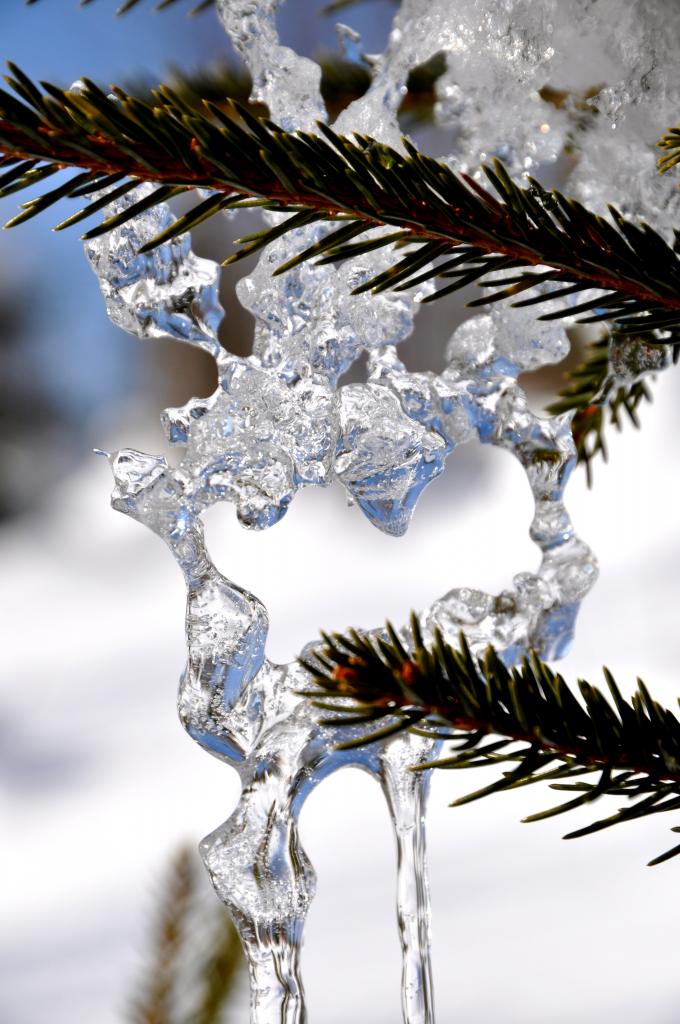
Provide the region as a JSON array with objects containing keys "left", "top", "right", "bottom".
[{"left": 85, "top": 0, "right": 679, "bottom": 1019}]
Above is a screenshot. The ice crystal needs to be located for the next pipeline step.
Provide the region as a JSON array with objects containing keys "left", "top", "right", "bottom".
[
  {"left": 84, "top": 0, "right": 680, "bottom": 1019},
  {"left": 435, "top": 0, "right": 562, "bottom": 175}
]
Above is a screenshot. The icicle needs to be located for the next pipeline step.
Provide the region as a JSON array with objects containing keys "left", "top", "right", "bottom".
[{"left": 76, "top": 3, "right": 664, "bottom": 1021}]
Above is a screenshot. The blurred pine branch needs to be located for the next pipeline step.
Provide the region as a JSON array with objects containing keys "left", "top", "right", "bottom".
[
  {"left": 124, "top": 51, "right": 445, "bottom": 124},
  {"left": 130, "top": 847, "right": 244, "bottom": 1024},
  {"left": 26, "top": 0, "right": 215, "bottom": 13},
  {"left": 546, "top": 330, "right": 679, "bottom": 483}
]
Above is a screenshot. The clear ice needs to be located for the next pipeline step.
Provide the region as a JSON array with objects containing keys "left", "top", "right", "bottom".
[{"left": 85, "top": 0, "right": 680, "bottom": 1019}]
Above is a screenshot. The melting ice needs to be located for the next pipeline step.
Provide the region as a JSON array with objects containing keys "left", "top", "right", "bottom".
[{"left": 84, "top": 0, "right": 677, "bottom": 1019}]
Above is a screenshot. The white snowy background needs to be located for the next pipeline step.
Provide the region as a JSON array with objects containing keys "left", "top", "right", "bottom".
[{"left": 2, "top": 3, "right": 680, "bottom": 1022}]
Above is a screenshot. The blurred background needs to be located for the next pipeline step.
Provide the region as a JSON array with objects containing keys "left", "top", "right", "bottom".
[{"left": 3, "top": 2, "right": 680, "bottom": 1021}]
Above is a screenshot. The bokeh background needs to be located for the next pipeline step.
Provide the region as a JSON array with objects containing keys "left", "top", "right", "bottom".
[{"left": 3, "top": 2, "right": 680, "bottom": 1021}]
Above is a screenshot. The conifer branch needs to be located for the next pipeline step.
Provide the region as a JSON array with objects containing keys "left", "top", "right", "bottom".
[
  {"left": 321, "top": 0, "right": 389, "bottom": 13},
  {"left": 130, "top": 846, "right": 244, "bottom": 1024},
  {"left": 1, "top": 69, "right": 680, "bottom": 333},
  {"left": 130, "top": 847, "right": 194, "bottom": 1024},
  {"left": 191, "top": 907, "right": 244, "bottom": 1024},
  {"left": 27, "top": 0, "right": 386, "bottom": 13},
  {"left": 657, "top": 124, "right": 680, "bottom": 175},
  {"left": 546, "top": 332, "right": 679, "bottom": 484},
  {"left": 127, "top": 52, "right": 444, "bottom": 125},
  {"left": 26, "top": 0, "right": 215, "bottom": 13},
  {"left": 300, "top": 617, "right": 680, "bottom": 866}
]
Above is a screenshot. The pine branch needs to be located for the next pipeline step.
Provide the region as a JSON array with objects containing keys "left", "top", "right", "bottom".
[
  {"left": 27, "top": 0, "right": 389, "bottom": 16},
  {"left": 130, "top": 847, "right": 194, "bottom": 1024},
  {"left": 1, "top": 70, "right": 680, "bottom": 333},
  {"left": 130, "top": 846, "right": 245, "bottom": 1024},
  {"left": 127, "top": 52, "right": 444, "bottom": 125},
  {"left": 321, "top": 0, "right": 393, "bottom": 13},
  {"left": 26, "top": 0, "right": 215, "bottom": 13},
  {"left": 128, "top": 62, "right": 255, "bottom": 111},
  {"left": 191, "top": 912, "right": 243, "bottom": 1024},
  {"left": 658, "top": 124, "right": 680, "bottom": 175},
  {"left": 546, "top": 332, "right": 678, "bottom": 484},
  {"left": 300, "top": 617, "right": 680, "bottom": 866}
]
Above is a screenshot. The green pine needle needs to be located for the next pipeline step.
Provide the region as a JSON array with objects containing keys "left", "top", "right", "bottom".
[
  {"left": 26, "top": 0, "right": 215, "bottom": 13},
  {"left": 301, "top": 619, "right": 680, "bottom": 867},
  {"left": 657, "top": 124, "right": 680, "bottom": 175},
  {"left": 546, "top": 331, "right": 679, "bottom": 483},
  {"left": 0, "top": 68, "right": 680, "bottom": 334}
]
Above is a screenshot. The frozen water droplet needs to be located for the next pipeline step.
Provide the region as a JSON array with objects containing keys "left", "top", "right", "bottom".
[
  {"left": 335, "top": 383, "right": 448, "bottom": 535},
  {"left": 85, "top": 185, "right": 223, "bottom": 357}
]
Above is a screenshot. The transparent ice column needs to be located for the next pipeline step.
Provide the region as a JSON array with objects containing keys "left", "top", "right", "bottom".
[{"left": 84, "top": 1, "right": 680, "bottom": 1020}]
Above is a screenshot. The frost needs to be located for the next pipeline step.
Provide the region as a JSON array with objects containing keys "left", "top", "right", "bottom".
[
  {"left": 555, "top": 1, "right": 680, "bottom": 232},
  {"left": 434, "top": 0, "right": 561, "bottom": 175}
]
